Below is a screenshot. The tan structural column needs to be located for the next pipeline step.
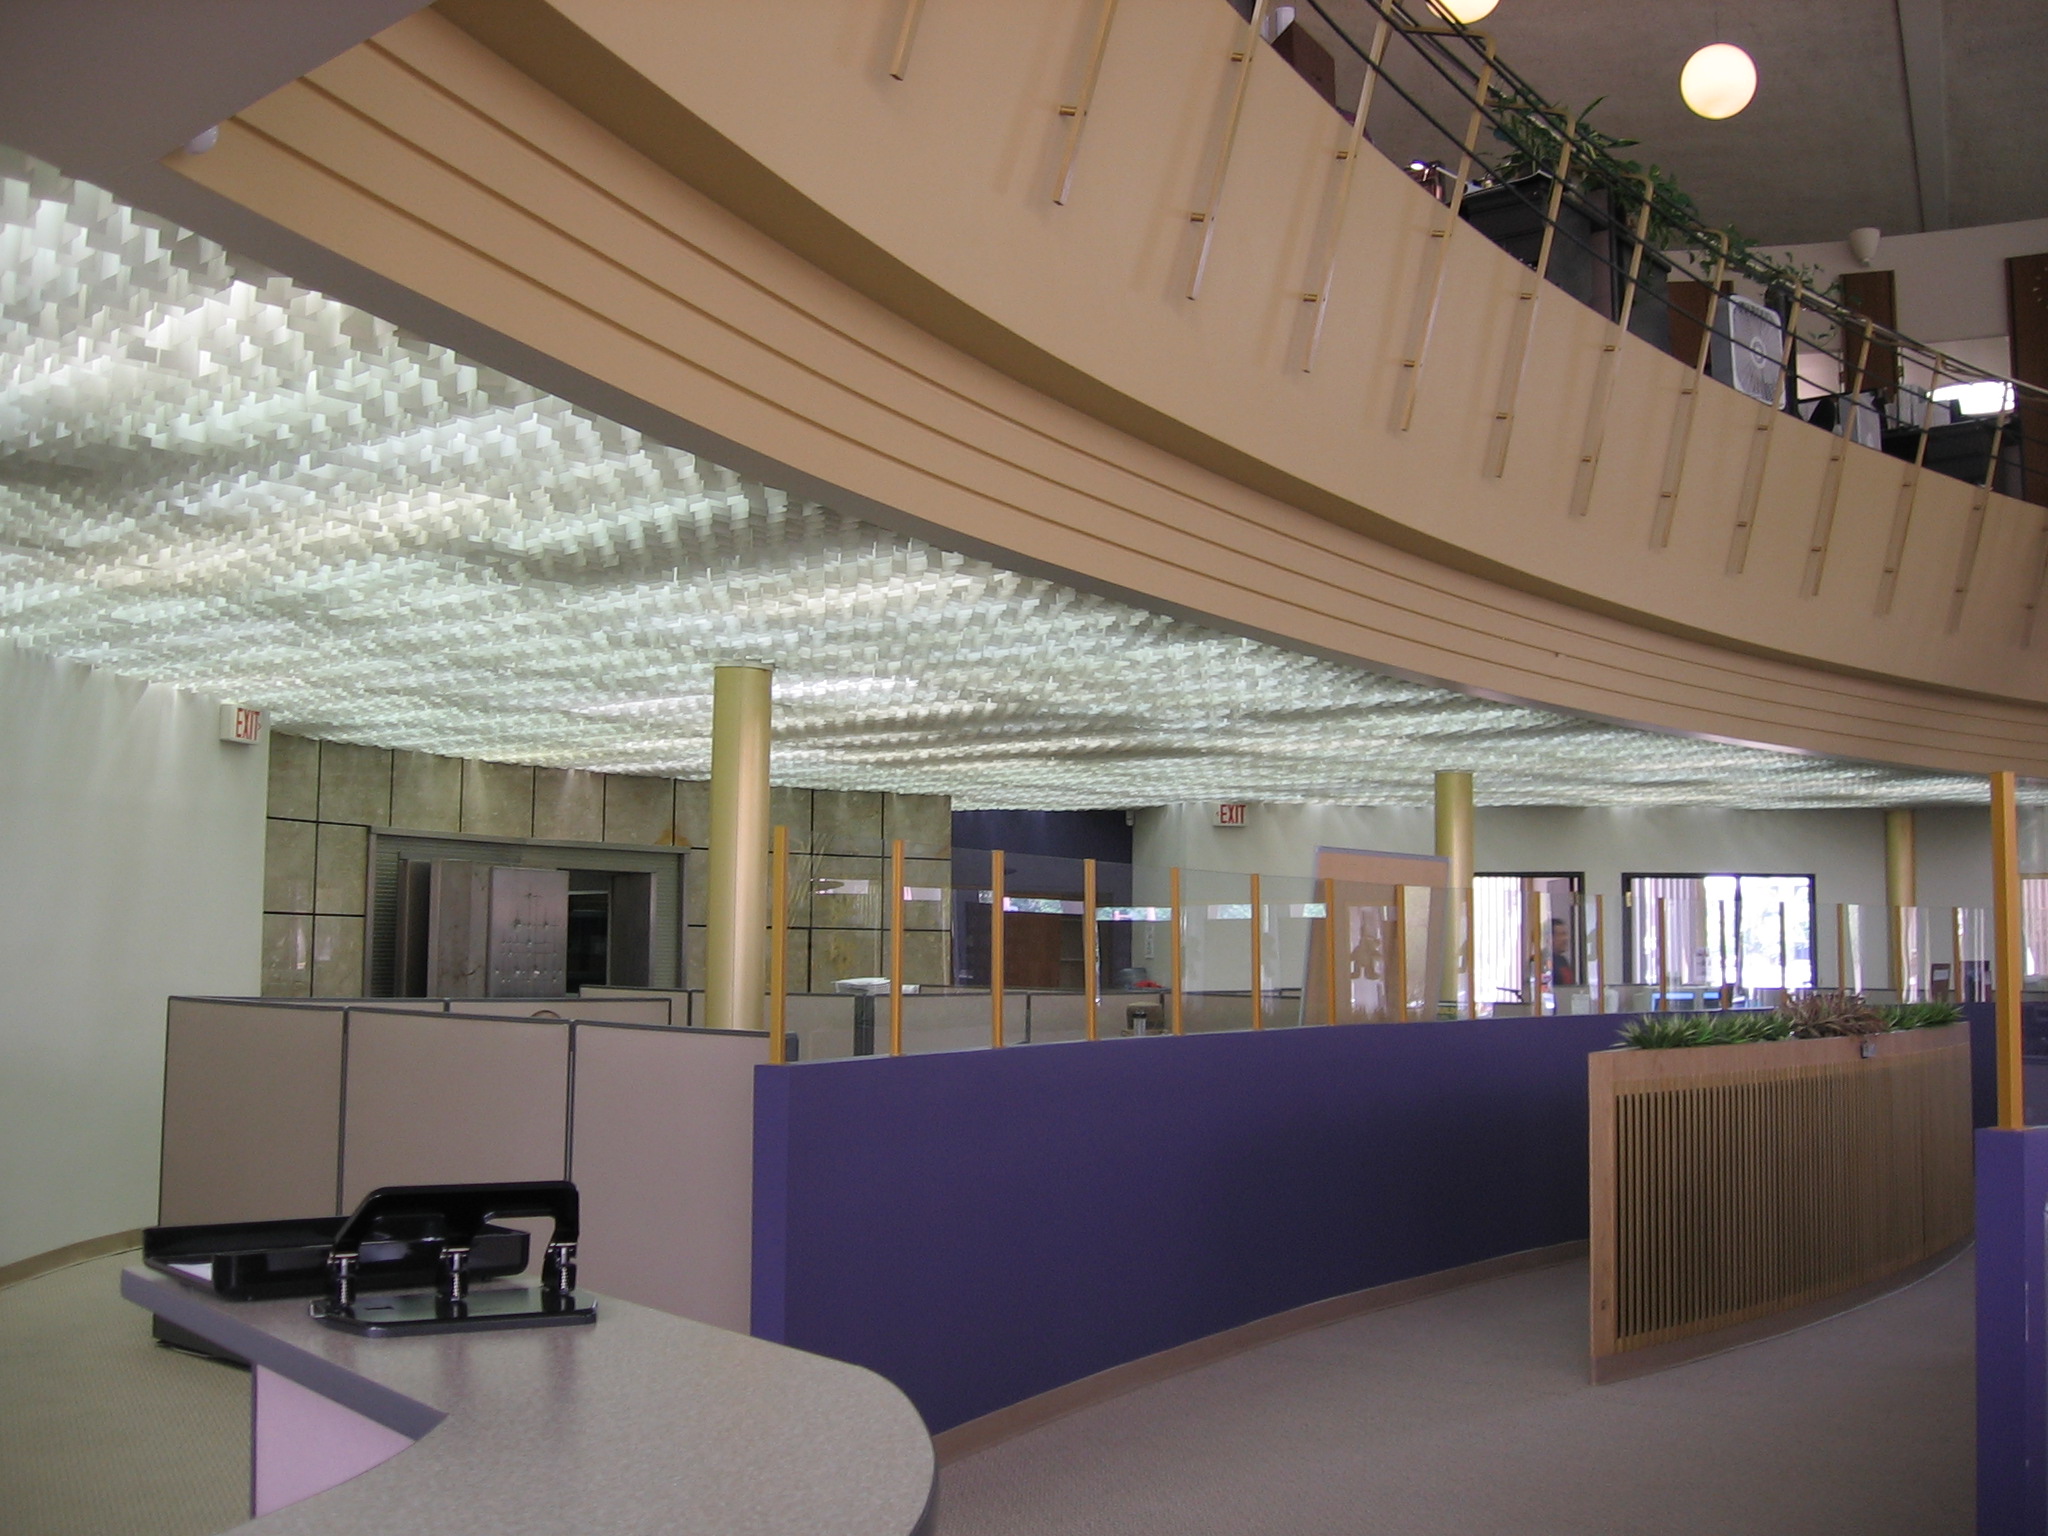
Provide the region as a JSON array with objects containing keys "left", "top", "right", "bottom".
[
  {"left": 1886, "top": 808, "right": 1917, "bottom": 994},
  {"left": 1435, "top": 771, "right": 1474, "bottom": 1016},
  {"left": 706, "top": 663, "right": 773, "bottom": 1032}
]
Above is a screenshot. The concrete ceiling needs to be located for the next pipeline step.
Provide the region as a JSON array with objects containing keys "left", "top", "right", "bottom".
[{"left": 1302, "top": 0, "right": 2048, "bottom": 244}]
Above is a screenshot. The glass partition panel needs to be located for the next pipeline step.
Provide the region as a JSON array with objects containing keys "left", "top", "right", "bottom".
[
  {"left": 1626, "top": 874, "right": 1814, "bottom": 1009},
  {"left": 1737, "top": 878, "right": 1815, "bottom": 997},
  {"left": 1474, "top": 874, "right": 1582, "bottom": 1016},
  {"left": 2025, "top": 877, "right": 2048, "bottom": 983},
  {"left": 1179, "top": 865, "right": 1253, "bottom": 1034},
  {"left": 1951, "top": 906, "right": 1993, "bottom": 1003},
  {"left": 1255, "top": 873, "right": 1319, "bottom": 1029}
]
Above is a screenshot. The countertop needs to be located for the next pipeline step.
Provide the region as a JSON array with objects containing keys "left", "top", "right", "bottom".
[{"left": 123, "top": 1265, "right": 935, "bottom": 1535}]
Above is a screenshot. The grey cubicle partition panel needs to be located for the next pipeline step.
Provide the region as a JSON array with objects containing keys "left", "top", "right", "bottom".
[
  {"left": 161, "top": 998, "right": 347, "bottom": 1225},
  {"left": 338, "top": 1008, "right": 570, "bottom": 1209},
  {"left": 444, "top": 996, "right": 671, "bottom": 1026},
  {"left": 785, "top": 993, "right": 856, "bottom": 1059},
  {"left": 579, "top": 986, "right": 693, "bottom": 1028},
  {"left": 897, "top": 992, "right": 1023, "bottom": 1054},
  {"left": 568, "top": 1022, "right": 767, "bottom": 1332},
  {"left": 290, "top": 998, "right": 449, "bottom": 1012},
  {"left": 1015, "top": 991, "right": 1160, "bottom": 1043},
  {"left": 1181, "top": 992, "right": 1257, "bottom": 1034}
]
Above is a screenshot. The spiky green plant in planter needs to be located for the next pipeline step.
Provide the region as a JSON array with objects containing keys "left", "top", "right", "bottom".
[
  {"left": 1881, "top": 1001, "right": 1964, "bottom": 1030},
  {"left": 1618, "top": 993, "right": 1964, "bottom": 1049},
  {"left": 1618, "top": 1012, "right": 1791, "bottom": 1049},
  {"left": 1779, "top": 991, "right": 1888, "bottom": 1038}
]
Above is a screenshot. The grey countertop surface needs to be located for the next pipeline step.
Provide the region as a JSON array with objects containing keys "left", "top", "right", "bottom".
[{"left": 122, "top": 1265, "right": 935, "bottom": 1536}]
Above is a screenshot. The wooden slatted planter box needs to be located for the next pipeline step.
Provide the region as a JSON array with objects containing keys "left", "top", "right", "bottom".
[{"left": 1589, "top": 1026, "right": 1972, "bottom": 1382}]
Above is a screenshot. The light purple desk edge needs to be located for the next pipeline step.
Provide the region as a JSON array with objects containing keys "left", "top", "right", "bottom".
[{"left": 123, "top": 1265, "right": 935, "bottom": 1535}]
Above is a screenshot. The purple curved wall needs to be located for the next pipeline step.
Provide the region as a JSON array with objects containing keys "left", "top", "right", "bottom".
[{"left": 753, "top": 1014, "right": 1625, "bottom": 1433}]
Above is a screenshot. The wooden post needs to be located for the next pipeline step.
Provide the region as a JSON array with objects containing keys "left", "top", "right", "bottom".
[
  {"left": 1886, "top": 808, "right": 1916, "bottom": 995},
  {"left": 1249, "top": 871, "right": 1264, "bottom": 1030},
  {"left": 1169, "top": 865, "right": 1185, "bottom": 1035},
  {"left": 1656, "top": 896, "right": 1669, "bottom": 1012},
  {"left": 1594, "top": 892, "right": 1607, "bottom": 1011},
  {"left": 1838, "top": 904, "right": 1853, "bottom": 992},
  {"left": 1084, "top": 857, "right": 1099, "bottom": 1041},
  {"left": 1324, "top": 876, "right": 1341, "bottom": 1025},
  {"left": 991, "top": 849, "right": 1006, "bottom": 1049},
  {"left": 769, "top": 824, "right": 789, "bottom": 1065},
  {"left": 1390, "top": 884, "right": 1408, "bottom": 1023},
  {"left": 1521, "top": 876, "right": 1537, "bottom": 1011},
  {"left": 1991, "top": 772, "right": 2025, "bottom": 1128},
  {"left": 1716, "top": 898, "right": 1729, "bottom": 999},
  {"left": 888, "top": 838, "right": 905, "bottom": 1057}
]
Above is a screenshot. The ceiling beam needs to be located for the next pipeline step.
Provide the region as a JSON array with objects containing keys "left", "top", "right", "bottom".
[{"left": 1893, "top": 0, "right": 1951, "bottom": 231}]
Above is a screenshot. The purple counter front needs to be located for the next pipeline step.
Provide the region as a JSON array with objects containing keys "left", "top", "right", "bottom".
[{"left": 752, "top": 1012, "right": 1624, "bottom": 1434}]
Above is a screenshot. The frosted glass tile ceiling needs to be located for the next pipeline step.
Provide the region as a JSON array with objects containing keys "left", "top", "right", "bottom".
[{"left": 0, "top": 153, "right": 1985, "bottom": 810}]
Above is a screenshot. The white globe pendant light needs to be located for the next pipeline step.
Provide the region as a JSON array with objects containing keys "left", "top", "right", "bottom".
[
  {"left": 1680, "top": 43, "right": 1757, "bottom": 119},
  {"left": 1434, "top": 0, "right": 1499, "bottom": 23}
]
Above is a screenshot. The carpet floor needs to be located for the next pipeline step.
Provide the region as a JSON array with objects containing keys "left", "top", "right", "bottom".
[
  {"left": 0, "top": 1246, "right": 1972, "bottom": 1535},
  {"left": 0, "top": 1251, "right": 248, "bottom": 1536},
  {"left": 937, "top": 1251, "right": 1974, "bottom": 1536}
]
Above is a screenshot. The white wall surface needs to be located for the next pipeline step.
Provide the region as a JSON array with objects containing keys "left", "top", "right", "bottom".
[
  {"left": 0, "top": 643, "right": 266, "bottom": 1267},
  {"left": 1136, "top": 800, "right": 1992, "bottom": 985},
  {"left": 1750, "top": 216, "right": 2048, "bottom": 360}
]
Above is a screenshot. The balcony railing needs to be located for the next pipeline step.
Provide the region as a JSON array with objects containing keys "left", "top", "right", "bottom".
[{"left": 1242, "top": 0, "right": 2048, "bottom": 553}]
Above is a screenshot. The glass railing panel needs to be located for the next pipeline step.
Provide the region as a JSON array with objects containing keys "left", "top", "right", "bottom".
[
  {"left": 1250, "top": 872, "right": 1318, "bottom": 1030},
  {"left": 1178, "top": 864, "right": 1253, "bottom": 1034}
]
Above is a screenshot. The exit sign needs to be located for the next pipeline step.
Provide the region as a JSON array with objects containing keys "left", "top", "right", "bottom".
[
  {"left": 219, "top": 704, "right": 265, "bottom": 744},
  {"left": 1213, "top": 802, "right": 1248, "bottom": 827}
]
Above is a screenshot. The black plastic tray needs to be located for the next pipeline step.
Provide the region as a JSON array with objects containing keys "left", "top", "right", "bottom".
[{"left": 144, "top": 1214, "right": 529, "bottom": 1301}]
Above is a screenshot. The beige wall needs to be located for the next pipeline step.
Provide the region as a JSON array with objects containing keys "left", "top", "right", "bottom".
[
  {"left": 146, "top": 5, "right": 2048, "bottom": 780},
  {"left": 0, "top": 644, "right": 265, "bottom": 1267},
  {"left": 1135, "top": 798, "right": 1994, "bottom": 987},
  {"left": 262, "top": 733, "right": 950, "bottom": 996}
]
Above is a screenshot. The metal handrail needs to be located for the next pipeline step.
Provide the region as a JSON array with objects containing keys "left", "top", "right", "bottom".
[{"left": 1287, "top": 0, "right": 2048, "bottom": 457}]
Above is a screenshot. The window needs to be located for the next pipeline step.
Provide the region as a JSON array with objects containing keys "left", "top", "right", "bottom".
[
  {"left": 1474, "top": 873, "right": 1583, "bottom": 1009},
  {"left": 1931, "top": 379, "right": 2015, "bottom": 417},
  {"left": 1623, "top": 873, "right": 1814, "bottom": 999}
]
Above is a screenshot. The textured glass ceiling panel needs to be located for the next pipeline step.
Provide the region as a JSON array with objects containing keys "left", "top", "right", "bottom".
[{"left": 0, "top": 151, "right": 1986, "bottom": 810}]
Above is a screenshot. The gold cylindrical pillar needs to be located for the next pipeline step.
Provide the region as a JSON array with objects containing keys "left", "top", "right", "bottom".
[
  {"left": 1886, "top": 807, "right": 1917, "bottom": 994},
  {"left": 1435, "top": 770, "right": 1474, "bottom": 1014},
  {"left": 1884, "top": 809, "right": 1918, "bottom": 908},
  {"left": 705, "top": 663, "right": 773, "bottom": 1033}
]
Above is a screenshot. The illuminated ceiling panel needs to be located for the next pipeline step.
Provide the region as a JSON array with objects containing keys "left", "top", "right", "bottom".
[{"left": 0, "top": 151, "right": 1985, "bottom": 810}]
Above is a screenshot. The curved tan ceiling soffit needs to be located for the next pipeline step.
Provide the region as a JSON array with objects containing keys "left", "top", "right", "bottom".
[{"left": 154, "top": 3, "right": 2048, "bottom": 776}]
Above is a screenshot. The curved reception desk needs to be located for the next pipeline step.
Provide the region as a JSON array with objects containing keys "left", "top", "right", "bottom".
[{"left": 122, "top": 1265, "right": 935, "bottom": 1535}]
